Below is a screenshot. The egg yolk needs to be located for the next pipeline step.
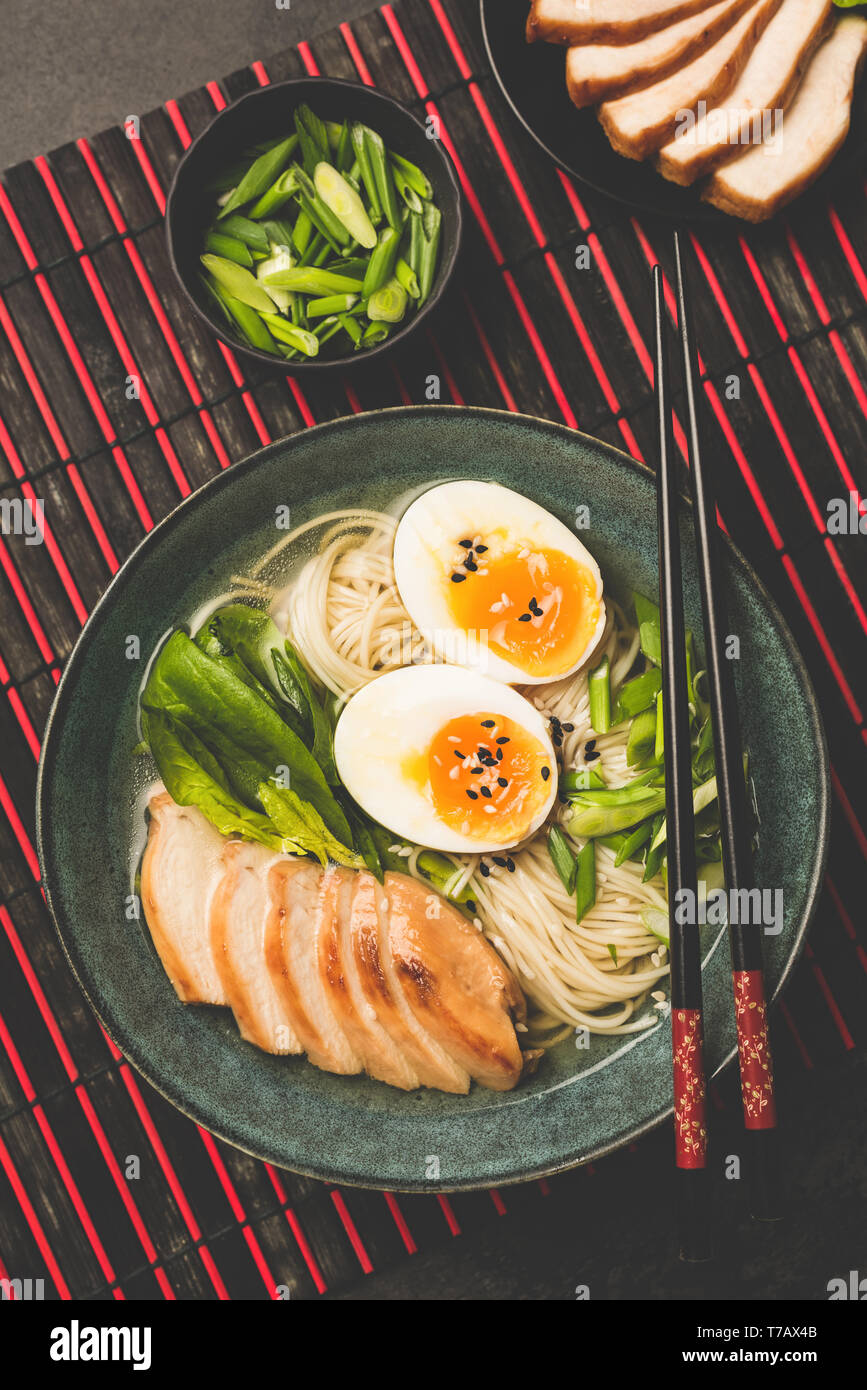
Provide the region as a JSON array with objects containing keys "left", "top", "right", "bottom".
[
  {"left": 445, "top": 542, "right": 600, "bottom": 678},
  {"left": 427, "top": 712, "right": 553, "bottom": 845}
]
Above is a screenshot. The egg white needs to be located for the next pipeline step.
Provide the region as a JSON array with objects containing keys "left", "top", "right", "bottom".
[
  {"left": 333, "top": 664, "right": 558, "bottom": 854},
  {"left": 392, "top": 480, "right": 606, "bottom": 685}
]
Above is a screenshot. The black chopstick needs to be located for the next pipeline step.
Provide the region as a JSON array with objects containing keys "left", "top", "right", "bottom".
[
  {"left": 673, "top": 232, "right": 781, "bottom": 1222},
  {"left": 653, "top": 263, "right": 711, "bottom": 1263}
]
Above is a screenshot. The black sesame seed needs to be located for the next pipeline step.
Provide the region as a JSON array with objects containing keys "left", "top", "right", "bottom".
[
  {"left": 466, "top": 900, "right": 477, "bottom": 912},
  {"left": 471, "top": 766, "right": 484, "bottom": 775},
  {"left": 453, "top": 749, "right": 466, "bottom": 759},
  {"left": 497, "top": 776, "right": 508, "bottom": 788},
  {"left": 553, "top": 732, "right": 563, "bottom": 747},
  {"left": 585, "top": 739, "right": 597, "bottom": 752},
  {"left": 458, "top": 539, "right": 473, "bottom": 549},
  {"left": 466, "top": 789, "right": 479, "bottom": 800},
  {"left": 451, "top": 572, "right": 466, "bottom": 583},
  {"left": 518, "top": 612, "right": 532, "bottom": 623},
  {"left": 480, "top": 863, "right": 490, "bottom": 878},
  {"left": 562, "top": 723, "right": 574, "bottom": 733},
  {"left": 481, "top": 719, "right": 495, "bottom": 728},
  {"left": 496, "top": 748, "right": 504, "bottom": 761},
  {"left": 480, "top": 786, "right": 493, "bottom": 798},
  {"left": 476, "top": 544, "right": 488, "bottom": 553},
  {"left": 465, "top": 557, "right": 478, "bottom": 573},
  {"left": 586, "top": 750, "right": 601, "bottom": 762},
  {"left": 506, "top": 858, "right": 516, "bottom": 873},
  {"left": 541, "top": 766, "right": 551, "bottom": 781},
  {"left": 493, "top": 856, "right": 508, "bottom": 868},
  {"left": 496, "top": 736, "right": 510, "bottom": 745}
]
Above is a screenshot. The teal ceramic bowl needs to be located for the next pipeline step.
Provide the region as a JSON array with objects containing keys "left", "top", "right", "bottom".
[{"left": 37, "top": 408, "right": 829, "bottom": 1191}]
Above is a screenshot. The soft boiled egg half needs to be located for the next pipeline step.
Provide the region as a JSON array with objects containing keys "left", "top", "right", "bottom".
[
  {"left": 393, "top": 480, "right": 606, "bottom": 685},
  {"left": 333, "top": 664, "right": 558, "bottom": 853}
]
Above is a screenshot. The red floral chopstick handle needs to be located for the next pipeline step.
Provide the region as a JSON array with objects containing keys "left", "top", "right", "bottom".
[
  {"left": 672, "top": 1008, "right": 708, "bottom": 1169},
  {"left": 733, "top": 970, "right": 777, "bottom": 1130}
]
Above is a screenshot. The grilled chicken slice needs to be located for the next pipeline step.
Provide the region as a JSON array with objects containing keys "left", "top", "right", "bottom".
[
  {"left": 704, "top": 15, "right": 867, "bottom": 219},
  {"left": 528, "top": 0, "right": 722, "bottom": 46},
  {"left": 657, "top": 0, "right": 832, "bottom": 184},
  {"left": 320, "top": 867, "right": 421, "bottom": 1090},
  {"left": 598, "top": 0, "right": 783, "bottom": 160},
  {"left": 141, "top": 793, "right": 229, "bottom": 1005},
  {"left": 365, "top": 873, "right": 472, "bottom": 1093},
  {"left": 265, "top": 859, "right": 363, "bottom": 1075},
  {"left": 383, "top": 873, "right": 527, "bottom": 1092},
  {"left": 209, "top": 839, "right": 302, "bottom": 1054},
  {"left": 566, "top": 0, "right": 757, "bottom": 108}
]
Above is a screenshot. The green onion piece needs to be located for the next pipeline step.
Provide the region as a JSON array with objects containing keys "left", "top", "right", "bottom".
[
  {"left": 613, "top": 667, "right": 662, "bottom": 722},
  {"left": 367, "top": 278, "right": 408, "bottom": 324},
  {"left": 295, "top": 107, "right": 328, "bottom": 176},
  {"left": 394, "top": 256, "right": 420, "bottom": 299},
  {"left": 291, "top": 207, "right": 313, "bottom": 256},
  {"left": 607, "top": 943, "right": 618, "bottom": 965},
  {"left": 200, "top": 254, "right": 275, "bottom": 313},
  {"left": 574, "top": 841, "right": 596, "bottom": 923},
  {"left": 313, "top": 315, "right": 345, "bottom": 347},
  {"left": 262, "top": 266, "right": 364, "bottom": 294},
  {"left": 259, "top": 217, "right": 295, "bottom": 249},
  {"left": 258, "top": 312, "right": 320, "bottom": 356},
  {"left": 642, "top": 815, "right": 666, "bottom": 882},
  {"left": 547, "top": 825, "right": 577, "bottom": 894},
  {"left": 350, "top": 123, "right": 382, "bottom": 223},
  {"left": 614, "top": 819, "right": 653, "bottom": 867},
  {"left": 339, "top": 312, "right": 363, "bottom": 346},
  {"left": 217, "top": 215, "right": 272, "bottom": 253},
  {"left": 640, "top": 905, "right": 670, "bottom": 944},
  {"left": 256, "top": 244, "right": 295, "bottom": 313},
  {"left": 417, "top": 200, "right": 442, "bottom": 305},
  {"left": 204, "top": 232, "right": 252, "bottom": 266},
  {"left": 654, "top": 690, "right": 664, "bottom": 761},
  {"left": 363, "top": 125, "right": 401, "bottom": 231},
  {"left": 561, "top": 767, "right": 606, "bottom": 794},
  {"left": 649, "top": 771, "right": 723, "bottom": 852},
  {"left": 330, "top": 257, "right": 369, "bottom": 279},
  {"left": 204, "top": 276, "right": 279, "bottom": 354},
  {"left": 389, "top": 150, "right": 434, "bottom": 200},
  {"left": 362, "top": 321, "right": 391, "bottom": 346},
  {"left": 324, "top": 120, "right": 344, "bottom": 152},
  {"left": 633, "top": 591, "right": 662, "bottom": 666},
  {"left": 566, "top": 789, "right": 666, "bottom": 839},
  {"left": 249, "top": 167, "right": 299, "bottom": 220},
  {"left": 313, "top": 162, "right": 377, "bottom": 248},
  {"left": 295, "top": 172, "right": 351, "bottom": 248},
  {"left": 588, "top": 654, "right": 611, "bottom": 734},
  {"left": 218, "top": 136, "right": 296, "bottom": 219},
  {"left": 572, "top": 771, "right": 659, "bottom": 805},
  {"left": 306, "top": 293, "right": 359, "bottom": 318},
  {"left": 335, "top": 121, "right": 353, "bottom": 174},
  {"left": 361, "top": 225, "right": 401, "bottom": 299},
  {"left": 391, "top": 163, "right": 423, "bottom": 213},
  {"left": 299, "top": 230, "right": 327, "bottom": 267},
  {"left": 627, "top": 706, "right": 657, "bottom": 767}
]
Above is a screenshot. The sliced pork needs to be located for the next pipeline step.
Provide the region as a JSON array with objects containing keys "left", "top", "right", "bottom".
[
  {"left": 598, "top": 0, "right": 783, "bottom": 160},
  {"left": 209, "top": 839, "right": 302, "bottom": 1054},
  {"left": 141, "top": 793, "right": 228, "bottom": 1005},
  {"left": 528, "top": 0, "right": 722, "bottom": 46},
  {"left": 704, "top": 14, "right": 867, "bottom": 219},
  {"left": 383, "top": 873, "right": 527, "bottom": 1092},
  {"left": 566, "top": 0, "right": 757, "bottom": 108},
  {"left": 657, "top": 0, "right": 833, "bottom": 184}
]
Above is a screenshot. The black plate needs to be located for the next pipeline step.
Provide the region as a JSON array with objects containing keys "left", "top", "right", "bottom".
[{"left": 481, "top": 0, "right": 867, "bottom": 224}]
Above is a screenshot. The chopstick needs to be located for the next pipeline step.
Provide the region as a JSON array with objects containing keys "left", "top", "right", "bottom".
[
  {"left": 673, "top": 232, "right": 781, "bottom": 1222},
  {"left": 653, "top": 263, "right": 711, "bottom": 1263}
]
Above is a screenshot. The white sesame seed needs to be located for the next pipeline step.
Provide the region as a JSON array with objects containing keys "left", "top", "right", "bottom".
[
  {"left": 473, "top": 918, "right": 483, "bottom": 931},
  {"left": 651, "top": 990, "right": 666, "bottom": 1002},
  {"left": 651, "top": 952, "right": 660, "bottom": 967},
  {"left": 449, "top": 766, "right": 460, "bottom": 780},
  {"left": 484, "top": 804, "right": 497, "bottom": 813},
  {"left": 397, "top": 846, "right": 413, "bottom": 858},
  {"left": 388, "top": 845, "right": 401, "bottom": 854},
  {"left": 516, "top": 1023, "right": 528, "bottom": 1033}
]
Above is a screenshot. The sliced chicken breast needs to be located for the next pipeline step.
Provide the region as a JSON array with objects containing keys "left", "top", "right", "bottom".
[
  {"left": 383, "top": 873, "right": 527, "bottom": 1092},
  {"left": 598, "top": 0, "right": 783, "bottom": 160},
  {"left": 363, "top": 873, "right": 471, "bottom": 1093},
  {"left": 528, "top": 0, "right": 722, "bottom": 46},
  {"left": 209, "top": 839, "right": 302, "bottom": 1054},
  {"left": 141, "top": 792, "right": 228, "bottom": 1005},
  {"left": 265, "top": 859, "right": 363, "bottom": 1075},
  {"left": 320, "top": 867, "right": 421, "bottom": 1090},
  {"left": 704, "top": 14, "right": 867, "bottom": 219},
  {"left": 658, "top": 0, "right": 832, "bottom": 184},
  {"left": 566, "top": 0, "right": 757, "bottom": 108}
]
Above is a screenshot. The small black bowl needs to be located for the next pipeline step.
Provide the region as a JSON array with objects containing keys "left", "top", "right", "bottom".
[{"left": 166, "top": 77, "right": 463, "bottom": 373}]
